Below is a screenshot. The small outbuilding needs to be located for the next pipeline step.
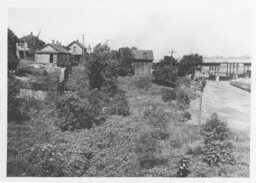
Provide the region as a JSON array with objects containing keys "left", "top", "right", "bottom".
[
  {"left": 132, "top": 50, "right": 154, "bottom": 75},
  {"left": 66, "top": 40, "right": 87, "bottom": 65},
  {"left": 35, "top": 40, "right": 71, "bottom": 67}
]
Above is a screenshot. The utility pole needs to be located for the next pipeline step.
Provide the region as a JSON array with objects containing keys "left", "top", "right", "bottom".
[
  {"left": 168, "top": 49, "right": 176, "bottom": 68},
  {"left": 82, "top": 34, "right": 85, "bottom": 64},
  {"left": 199, "top": 77, "right": 206, "bottom": 131}
]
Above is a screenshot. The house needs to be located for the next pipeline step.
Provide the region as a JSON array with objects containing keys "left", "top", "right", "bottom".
[
  {"left": 66, "top": 40, "right": 87, "bottom": 64},
  {"left": 16, "top": 32, "right": 45, "bottom": 60},
  {"left": 35, "top": 40, "right": 71, "bottom": 67},
  {"left": 132, "top": 50, "right": 154, "bottom": 75}
]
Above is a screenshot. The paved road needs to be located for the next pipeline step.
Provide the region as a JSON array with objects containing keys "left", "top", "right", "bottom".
[{"left": 188, "top": 80, "right": 250, "bottom": 132}]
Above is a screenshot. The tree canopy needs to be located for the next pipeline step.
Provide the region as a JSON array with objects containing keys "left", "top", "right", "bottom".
[{"left": 178, "top": 54, "right": 203, "bottom": 76}]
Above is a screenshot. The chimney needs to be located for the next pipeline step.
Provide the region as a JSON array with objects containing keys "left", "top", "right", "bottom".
[
  {"left": 52, "top": 40, "right": 55, "bottom": 44},
  {"left": 77, "top": 39, "right": 79, "bottom": 42},
  {"left": 56, "top": 41, "right": 59, "bottom": 45},
  {"left": 31, "top": 32, "right": 33, "bottom": 36}
]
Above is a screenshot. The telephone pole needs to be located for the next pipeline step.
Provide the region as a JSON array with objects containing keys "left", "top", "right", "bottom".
[
  {"left": 168, "top": 49, "right": 176, "bottom": 68},
  {"left": 82, "top": 34, "right": 85, "bottom": 63},
  {"left": 199, "top": 77, "right": 206, "bottom": 131}
]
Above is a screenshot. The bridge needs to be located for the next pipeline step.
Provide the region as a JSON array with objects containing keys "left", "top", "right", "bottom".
[{"left": 201, "top": 57, "right": 251, "bottom": 81}]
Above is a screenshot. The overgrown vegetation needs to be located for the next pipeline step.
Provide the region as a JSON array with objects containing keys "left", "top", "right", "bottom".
[
  {"left": 7, "top": 34, "right": 249, "bottom": 177},
  {"left": 178, "top": 54, "right": 203, "bottom": 77},
  {"left": 153, "top": 56, "right": 178, "bottom": 87}
]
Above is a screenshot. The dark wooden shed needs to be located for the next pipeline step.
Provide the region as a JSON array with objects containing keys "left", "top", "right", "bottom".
[{"left": 132, "top": 50, "right": 154, "bottom": 75}]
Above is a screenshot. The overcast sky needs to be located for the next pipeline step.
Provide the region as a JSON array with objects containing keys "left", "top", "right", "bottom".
[{"left": 8, "top": 0, "right": 252, "bottom": 59}]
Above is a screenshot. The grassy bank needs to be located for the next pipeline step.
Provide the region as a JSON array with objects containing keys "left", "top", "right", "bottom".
[{"left": 7, "top": 75, "right": 250, "bottom": 177}]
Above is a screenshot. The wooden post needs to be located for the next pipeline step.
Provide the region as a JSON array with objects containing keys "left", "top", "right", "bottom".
[
  {"left": 236, "top": 63, "right": 238, "bottom": 79},
  {"left": 226, "top": 63, "right": 229, "bottom": 78},
  {"left": 199, "top": 90, "right": 203, "bottom": 128},
  {"left": 216, "top": 65, "right": 219, "bottom": 82},
  {"left": 229, "top": 63, "right": 232, "bottom": 78}
]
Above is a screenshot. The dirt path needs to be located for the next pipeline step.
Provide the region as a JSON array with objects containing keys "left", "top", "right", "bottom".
[{"left": 188, "top": 80, "right": 250, "bottom": 132}]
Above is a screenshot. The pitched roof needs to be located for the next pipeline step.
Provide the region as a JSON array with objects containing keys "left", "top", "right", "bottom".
[
  {"left": 36, "top": 43, "right": 70, "bottom": 54},
  {"left": 131, "top": 50, "right": 154, "bottom": 60},
  {"left": 50, "top": 44, "right": 70, "bottom": 54},
  {"left": 20, "top": 33, "right": 44, "bottom": 44},
  {"left": 67, "top": 40, "right": 86, "bottom": 49}
]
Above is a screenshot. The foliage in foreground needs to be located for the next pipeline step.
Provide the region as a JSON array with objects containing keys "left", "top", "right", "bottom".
[
  {"left": 56, "top": 90, "right": 105, "bottom": 131},
  {"left": 201, "top": 113, "right": 234, "bottom": 167}
]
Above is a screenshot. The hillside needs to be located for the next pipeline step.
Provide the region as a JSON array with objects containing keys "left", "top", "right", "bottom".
[{"left": 7, "top": 70, "right": 250, "bottom": 177}]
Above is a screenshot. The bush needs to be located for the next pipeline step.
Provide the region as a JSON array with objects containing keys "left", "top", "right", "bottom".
[
  {"left": 185, "top": 141, "right": 203, "bottom": 155},
  {"left": 176, "top": 89, "right": 190, "bottom": 105},
  {"left": 201, "top": 113, "right": 230, "bottom": 144},
  {"left": 25, "top": 144, "right": 66, "bottom": 176},
  {"left": 176, "top": 88, "right": 190, "bottom": 110},
  {"left": 161, "top": 88, "right": 176, "bottom": 102},
  {"left": 7, "top": 73, "right": 29, "bottom": 122},
  {"left": 178, "top": 54, "right": 203, "bottom": 76},
  {"left": 143, "top": 106, "right": 169, "bottom": 140},
  {"left": 176, "top": 157, "right": 190, "bottom": 177},
  {"left": 201, "top": 113, "right": 234, "bottom": 167},
  {"left": 132, "top": 76, "right": 153, "bottom": 91},
  {"left": 118, "top": 47, "right": 134, "bottom": 76},
  {"left": 180, "top": 111, "right": 191, "bottom": 122},
  {"left": 135, "top": 131, "right": 162, "bottom": 169},
  {"left": 106, "top": 90, "right": 130, "bottom": 117},
  {"left": 153, "top": 56, "right": 178, "bottom": 87},
  {"left": 202, "top": 141, "right": 235, "bottom": 167},
  {"left": 85, "top": 43, "right": 119, "bottom": 91},
  {"left": 64, "top": 67, "right": 89, "bottom": 98},
  {"left": 56, "top": 90, "right": 104, "bottom": 131}
]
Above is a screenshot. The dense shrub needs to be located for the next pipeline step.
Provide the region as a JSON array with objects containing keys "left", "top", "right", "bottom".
[
  {"left": 25, "top": 144, "right": 66, "bottom": 176},
  {"left": 202, "top": 141, "right": 235, "bottom": 167},
  {"left": 185, "top": 141, "right": 203, "bottom": 155},
  {"left": 8, "top": 28, "right": 19, "bottom": 70},
  {"left": 176, "top": 89, "right": 190, "bottom": 110},
  {"left": 106, "top": 90, "right": 130, "bottom": 117},
  {"left": 178, "top": 54, "right": 203, "bottom": 76},
  {"left": 161, "top": 88, "right": 176, "bottom": 102},
  {"left": 118, "top": 47, "right": 134, "bottom": 76},
  {"left": 201, "top": 113, "right": 234, "bottom": 167},
  {"left": 153, "top": 56, "right": 178, "bottom": 87},
  {"left": 64, "top": 67, "right": 89, "bottom": 98},
  {"left": 153, "top": 66, "right": 177, "bottom": 87},
  {"left": 7, "top": 73, "right": 29, "bottom": 121},
  {"left": 85, "top": 43, "right": 119, "bottom": 92},
  {"left": 132, "top": 76, "right": 153, "bottom": 91},
  {"left": 180, "top": 111, "right": 191, "bottom": 122},
  {"left": 56, "top": 91, "right": 104, "bottom": 131},
  {"left": 144, "top": 106, "right": 169, "bottom": 140},
  {"left": 201, "top": 113, "right": 230, "bottom": 143},
  {"left": 135, "top": 131, "right": 162, "bottom": 169},
  {"left": 176, "top": 157, "right": 190, "bottom": 177}
]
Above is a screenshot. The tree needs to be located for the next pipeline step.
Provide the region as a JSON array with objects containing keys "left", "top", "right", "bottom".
[
  {"left": 84, "top": 43, "right": 119, "bottom": 94},
  {"left": 153, "top": 56, "right": 178, "bottom": 87},
  {"left": 8, "top": 28, "right": 19, "bottom": 70},
  {"left": 178, "top": 54, "right": 203, "bottom": 76},
  {"left": 118, "top": 47, "right": 134, "bottom": 76}
]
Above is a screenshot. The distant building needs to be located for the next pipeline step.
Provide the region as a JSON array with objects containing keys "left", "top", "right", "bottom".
[
  {"left": 16, "top": 32, "right": 45, "bottom": 60},
  {"left": 132, "top": 50, "right": 154, "bottom": 75},
  {"left": 66, "top": 40, "right": 87, "bottom": 64},
  {"left": 35, "top": 40, "right": 71, "bottom": 67}
]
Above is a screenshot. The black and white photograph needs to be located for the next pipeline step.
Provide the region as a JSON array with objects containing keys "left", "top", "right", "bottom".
[{"left": 1, "top": 0, "right": 255, "bottom": 181}]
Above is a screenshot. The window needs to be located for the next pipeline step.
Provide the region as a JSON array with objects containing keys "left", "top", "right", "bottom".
[{"left": 73, "top": 46, "right": 76, "bottom": 53}]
